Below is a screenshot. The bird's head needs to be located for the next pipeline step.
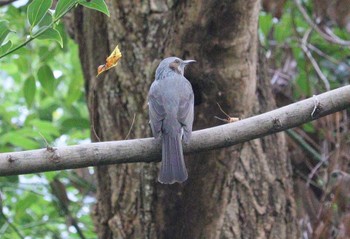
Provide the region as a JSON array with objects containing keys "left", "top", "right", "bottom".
[{"left": 155, "top": 57, "right": 196, "bottom": 80}]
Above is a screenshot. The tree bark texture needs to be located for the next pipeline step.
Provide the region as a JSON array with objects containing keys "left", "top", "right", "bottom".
[{"left": 72, "top": 0, "right": 298, "bottom": 238}]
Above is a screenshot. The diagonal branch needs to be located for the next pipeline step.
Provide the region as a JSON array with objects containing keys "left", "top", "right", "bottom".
[
  {"left": 0, "top": 86, "right": 350, "bottom": 176},
  {"left": 0, "top": 210, "right": 25, "bottom": 239},
  {"left": 300, "top": 29, "right": 330, "bottom": 90},
  {"left": 294, "top": 0, "right": 350, "bottom": 46}
]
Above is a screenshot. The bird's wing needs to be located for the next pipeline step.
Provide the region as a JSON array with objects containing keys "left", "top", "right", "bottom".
[
  {"left": 148, "top": 82, "right": 166, "bottom": 138},
  {"left": 178, "top": 80, "right": 194, "bottom": 142}
]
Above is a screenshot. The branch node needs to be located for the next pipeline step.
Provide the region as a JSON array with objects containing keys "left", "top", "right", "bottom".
[
  {"left": 46, "top": 148, "right": 61, "bottom": 163},
  {"left": 46, "top": 146, "right": 55, "bottom": 152},
  {"left": 311, "top": 95, "right": 322, "bottom": 119},
  {"left": 7, "top": 155, "right": 16, "bottom": 163},
  {"left": 272, "top": 118, "right": 282, "bottom": 131}
]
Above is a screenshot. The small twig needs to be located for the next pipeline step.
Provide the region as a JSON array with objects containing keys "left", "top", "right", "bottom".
[
  {"left": 38, "top": 132, "right": 51, "bottom": 149},
  {"left": 214, "top": 116, "right": 229, "bottom": 122},
  {"left": 125, "top": 113, "right": 136, "bottom": 140},
  {"left": 307, "top": 43, "right": 350, "bottom": 70},
  {"left": 270, "top": 69, "right": 292, "bottom": 82},
  {"left": 50, "top": 179, "right": 86, "bottom": 239},
  {"left": 323, "top": 26, "right": 350, "bottom": 46},
  {"left": 294, "top": 0, "right": 350, "bottom": 46},
  {"left": 0, "top": 209, "right": 25, "bottom": 239},
  {"left": 215, "top": 102, "right": 240, "bottom": 123},
  {"left": 306, "top": 158, "right": 327, "bottom": 187},
  {"left": 301, "top": 29, "right": 330, "bottom": 90},
  {"left": 311, "top": 95, "right": 322, "bottom": 118},
  {"left": 295, "top": 169, "right": 321, "bottom": 189},
  {"left": 286, "top": 129, "right": 322, "bottom": 162},
  {"left": 91, "top": 124, "right": 101, "bottom": 142},
  {"left": 294, "top": 128, "right": 321, "bottom": 150},
  {"left": 217, "top": 102, "right": 231, "bottom": 119},
  {"left": 90, "top": 80, "right": 101, "bottom": 142}
]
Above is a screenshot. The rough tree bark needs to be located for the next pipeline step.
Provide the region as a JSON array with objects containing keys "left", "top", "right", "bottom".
[{"left": 72, "top": 0, "right": 298, "bottom": 238}]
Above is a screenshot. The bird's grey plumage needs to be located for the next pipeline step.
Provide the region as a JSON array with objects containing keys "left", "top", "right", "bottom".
[{"left": 148, "top": 57, "right": 195, "bottom": 184}]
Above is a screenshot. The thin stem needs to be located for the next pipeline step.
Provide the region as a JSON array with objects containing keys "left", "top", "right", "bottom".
[
  {"left": 0, "top": 4, "right": 75, "bottom": 59},
  {"left": 0, "top": 211, "right": 25, "bottom": 239},
  {"left": 286, "top": 129, "right": 322, "bottom": 162},
  {"left": 0, "top": 37, "right": 35, "bottom": 59},
  {"left": 125, "top": 113, "right": 136, "bottom": 140},
  {"left": 293, "top": 0, "right": 350, "bottom": 46},
  {"left": 300, "top": 29, "right": 330, "bottom": 90}
]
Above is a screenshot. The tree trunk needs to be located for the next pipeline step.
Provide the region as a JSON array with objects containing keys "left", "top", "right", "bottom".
[{"left": 72, "top": 0, "right": 298, "bottom": 238}]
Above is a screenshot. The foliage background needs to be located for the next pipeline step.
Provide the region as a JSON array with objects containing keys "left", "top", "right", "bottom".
[
  {"left": 0, "top": 0, "right": 349, "bottom": 238},
  {"left": 0, "top": 0, "right": 102, "bottom": 238}
]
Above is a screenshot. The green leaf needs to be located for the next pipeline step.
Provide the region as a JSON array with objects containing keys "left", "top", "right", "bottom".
[
  {"left": 303, "top": 122, "right": 316, "bottom": 133},
  {"left": 45, "top": 172, "right": 60, "bottom": 181},
  {"left": 296, "top": 70, "right": 310, "bottom": 96},
  {"left": 0, "top": 62, "right": 18, "bottom": 74},
  {"left": 78, "top": 0, "right": 110, "bottom": 17},
  {"left": 37, "top": 28, "right": 63, "bottom": 47},
  {"left": 2, "top": 132, "right": 40, "bottom": 150},
  {"left": 274, "top": 14, "right": 292, "bottom": 43},
  {"left": 66, "top": 84, "right": 82, "bottom": 104},
  {"left": 0, "top": 40, "right": 12, "bottom": 55},
  {"left": 61, "top": 118, "right": 90, "bottom": 131},
  {"left": 30, "top": 119, "right": 60, "bottom": 137},
  {"left": 40, "top": 11, "right": 54, "bottom": 26},
  {"left": 23, "top": 76, "right": 36, "bottom": 108},
  {"left": 54, "top": 0, "right": 77, "bottom": 19},
  {"left": 259, "top": 13, "right": 273, "bottom": 37},
  {"left": 27, "top": 0, "right": 53, "bottom": 29},
  {"left": 37, "top": 64, "right": 55, "bottom": 96},
  {"left": 15, "top": 57, "right": 30, "bottom": 73},
  {"left": 0, "top": 175, "right": 18, "bottom": 184},
  {"left": 16, "top": 128, "right": 44, "bottom": 138},
  {"left": 66, "top": 105, "right": 82, "bottom": 117},
  {"left": 39, "top": 45, "right": 57, "bottom": 61},
  {"left": 66, "top": 77, "right": 82, "bottom": 104},
  {"left": 0, "top": 20, "right": 12, "bottom": 45},
  {"left": 15, "top": 193, "right": 38, "bottom": 221},
  {"left": 37, "top": 98, "right": 59, "bottom": 121},
  {"left": 55, "top": 22, "right": 68, "bottom": 49}
]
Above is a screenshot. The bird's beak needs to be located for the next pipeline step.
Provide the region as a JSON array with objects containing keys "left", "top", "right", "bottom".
[{"left": 183, "top": 60, "right": 196, "bottom": 64}]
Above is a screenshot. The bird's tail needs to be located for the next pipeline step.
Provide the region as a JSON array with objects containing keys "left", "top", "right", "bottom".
[{"left": 158, "top": 133, "right": 188, "bottom": 184}]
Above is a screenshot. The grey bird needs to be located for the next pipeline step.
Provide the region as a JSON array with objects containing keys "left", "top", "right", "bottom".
[{"left": 148, "top": 57, "right": 195, "bottom": 184}]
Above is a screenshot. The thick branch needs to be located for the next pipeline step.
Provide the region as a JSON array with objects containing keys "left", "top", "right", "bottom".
[{"left": 0, "top": 86, "right": 349, "bottom": 176}]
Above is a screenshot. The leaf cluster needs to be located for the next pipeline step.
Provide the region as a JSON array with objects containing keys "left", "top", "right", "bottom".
[
  {"left": 0, "top": 0, "right": 109, "bottom": 58},
  {"left": 0, "top": 1, "right": 110, "bottom": 238}
]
